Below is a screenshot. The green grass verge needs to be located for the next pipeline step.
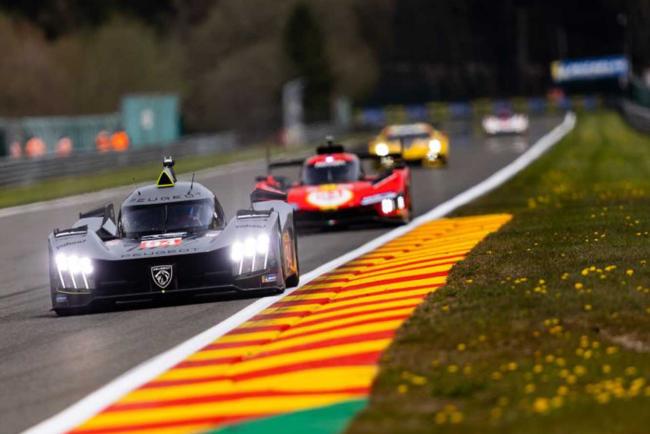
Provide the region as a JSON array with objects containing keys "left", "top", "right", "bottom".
[
  {"left": 346, "top": 111, "right": 650, "bottom": 434},
  {"left": 0, "top": 146, "right": 268, "bottom": 209},
  {"left": 0, "top": 133, "right": 369, "bottom": 209}
]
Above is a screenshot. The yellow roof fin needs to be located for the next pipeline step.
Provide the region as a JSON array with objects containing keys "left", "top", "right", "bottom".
[{"left": 157, "top": 156, "right": 176, "bottom": 188}]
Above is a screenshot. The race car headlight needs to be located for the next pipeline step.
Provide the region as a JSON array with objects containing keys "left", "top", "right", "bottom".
[
  {"left": 243, "top": 237, "right": 256, "bottom": 258},
  {"left": 54, "top": 253, "right": 93, "bottom": 290},
  {"left": 231, "top": 235, "right": 270, "bottom": 262},
  {"left": 381, "top": 198, "right": 395, "bottom": 214},
  {"left": 375, "top": 143, "right": 389, "bottom": 157},
  {"left": 230, "top": 241, "right": 244, "bottom": 262},
  {"left": 428, "top": 139, "right": 442, "bottom": 154},
  {"left": 55, "top": 253, "right": 69, "bottom": 272},
  {"left": 55, "top": 253, "right": 93, "bottom": 275},
  {"left": 231, "top": 233, "right": 272, "bottom": 275},
  {"left": 256, "top": 234, "right": 270, "bottom": 254}
]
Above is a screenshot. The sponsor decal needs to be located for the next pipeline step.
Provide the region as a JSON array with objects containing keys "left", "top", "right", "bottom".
[
  {"left": 151, "top": 265, "right": 173, "bottom": 289},
  {"left": 306, "top": 185, "right": 353, "bottom": 209},
  {"left": 139, "top": 238, "right": 182, "bottom": 249}
]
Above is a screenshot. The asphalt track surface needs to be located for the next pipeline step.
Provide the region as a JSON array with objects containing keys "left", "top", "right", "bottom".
[{"left": 0, "top": 116, "right": 560, "bottom": 433}]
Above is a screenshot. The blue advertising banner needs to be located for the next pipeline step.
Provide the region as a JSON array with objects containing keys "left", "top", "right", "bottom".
[{"left": 551, "top": 55, "right": 629, "bottom": 83}]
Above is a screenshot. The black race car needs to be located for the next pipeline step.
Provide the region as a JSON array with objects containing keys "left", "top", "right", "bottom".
[{"left": 48, "top": 157, "right": 299, "bottom": 315}]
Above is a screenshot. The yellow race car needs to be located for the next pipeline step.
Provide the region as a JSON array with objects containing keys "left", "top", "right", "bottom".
[{"left": 369, "top": 123, "right": 449, "bottom": 167}]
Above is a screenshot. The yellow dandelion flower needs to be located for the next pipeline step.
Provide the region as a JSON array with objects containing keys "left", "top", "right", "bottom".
[
  {"left": 411, "top": 375, "right": 427, "bottom": 386},
  {"left": 524, "top": 383, "right": 536, "bottom": 394},
  {"left": 457, "top": 343, "right": 466, "bottom": 352},
  {"left": 626, "top": 269, "right": 634, "bottom": 276},
  {"left": 434, "top": 411, "right": 447, "bottom": 424},
  {"left": 602, "top": 364, "right": 611, "bottom": 374},
  {"left": 574, "top": 365, "right": 587, "bottom": 376},
  {"left": 557, "top": 385, "right": 569, "bottom": 396},
  {"left": 398, "top": 384, "right": 408, "bottom": 394},
  {"left": 625, "top": 366, "right": 638, "bottom": 376},
  {"left": 575, "top": 282, "right": 584, "bottom": 289},
  {"left": 449, "top": 411, "right": 464, "bottom": 424},
  {"left": 447, "top": 364, "right": 459, "bottom": 374},
  {"left": 533, "top": 397, "right": 550, "bottom": 413},
  {"left": 584, "top": 304, "right": 592, "bottom": 311}
]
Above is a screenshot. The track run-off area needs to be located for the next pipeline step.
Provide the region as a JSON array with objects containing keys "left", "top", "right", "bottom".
[
  {"left": 0, "top": 115, "right": 572, "bottom": 434},
  {"left": 69, "top": 214, "right": 513, "bottom": 434}
]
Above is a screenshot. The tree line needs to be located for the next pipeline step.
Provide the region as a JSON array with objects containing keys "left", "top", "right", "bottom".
[{"left": 0, "top": 0, "right": 647, "bottom": 132}]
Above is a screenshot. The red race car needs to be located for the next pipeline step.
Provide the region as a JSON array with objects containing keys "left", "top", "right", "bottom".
[{"left": 255, "top": 139, "right": 412, "bottom": 228}]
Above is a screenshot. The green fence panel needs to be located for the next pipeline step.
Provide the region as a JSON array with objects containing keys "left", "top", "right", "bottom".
[{"left": 121, "top": 94, "right": 180, "bottom": 148}]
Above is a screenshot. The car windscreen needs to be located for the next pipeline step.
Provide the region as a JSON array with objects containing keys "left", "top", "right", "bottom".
[
  {"left": 387, "top": 132, "right": 430, "bottom": 141},
  {"left": 121, "top": 198, "right": 215, "bottom": 238},
  {"left": 302, "top": 159, "right": 360, "bottom": 185}
]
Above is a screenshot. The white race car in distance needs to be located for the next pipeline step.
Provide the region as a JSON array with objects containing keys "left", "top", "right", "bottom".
[{"left": 482, "top": 111, "right": 529, "bottom": 135}]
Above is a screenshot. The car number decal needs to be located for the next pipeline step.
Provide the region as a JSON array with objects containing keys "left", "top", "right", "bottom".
[{"left": 139, "top": 238, "right": 182, "bottom": 249}]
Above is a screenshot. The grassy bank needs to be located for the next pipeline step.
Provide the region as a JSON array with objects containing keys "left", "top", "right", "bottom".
[{"left": 347, "top": 112, "right": 650, "bottom": 434}]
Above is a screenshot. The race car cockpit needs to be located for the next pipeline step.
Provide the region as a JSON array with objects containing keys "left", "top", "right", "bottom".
[{"left": 301, "top": 157, "right": 361, "bottom": 185}]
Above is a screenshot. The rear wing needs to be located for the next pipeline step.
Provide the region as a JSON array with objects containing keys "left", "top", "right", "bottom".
[{"left": 250, "top": 187, "right": 287, "bottom": 203}]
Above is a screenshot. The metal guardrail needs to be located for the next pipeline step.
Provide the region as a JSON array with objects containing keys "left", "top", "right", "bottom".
[
  {"left": 354, "top": 95, "right": 601, "bottom": 128},
  {"left": 0, "top": 132, "right": 237, "bottom": 187},
  {"left": 621, "top": 99, "right": 650, "bottom": 134}
]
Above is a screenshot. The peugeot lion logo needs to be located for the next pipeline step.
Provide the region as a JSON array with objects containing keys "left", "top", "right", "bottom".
[{"left": 151, "top": 265, "right": 173, "bottom": 289}]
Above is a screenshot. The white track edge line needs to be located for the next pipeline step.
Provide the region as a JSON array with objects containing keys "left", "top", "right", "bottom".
[{"left": 22, "top": 112, "right": 575, "bottom": 434}]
